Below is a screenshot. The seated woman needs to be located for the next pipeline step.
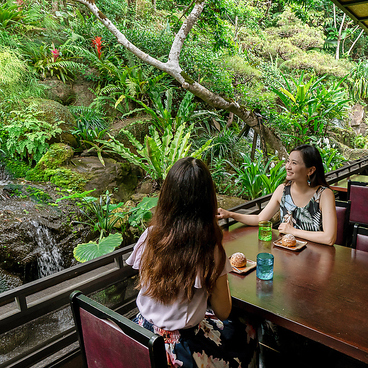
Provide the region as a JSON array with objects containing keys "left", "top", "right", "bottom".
[
  {"left": 218, "top": 144, "right": 337, "bottom": 245},
  {"left": 127, "top": 157, "right": 257, "bottom": 368}
]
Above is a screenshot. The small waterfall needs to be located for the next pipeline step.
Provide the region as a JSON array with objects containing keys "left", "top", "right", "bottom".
[
  {"left": 0, "top": 166, "right": 11, "bottom": 200},
  {"left": 28, "top": 221, "right": 64, "bottom": 278},
  {"left": 0, "top": 165, "right": 10, "bottom": 184}
]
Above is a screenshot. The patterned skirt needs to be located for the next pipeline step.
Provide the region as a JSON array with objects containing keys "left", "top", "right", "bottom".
[{"left": 134, "top": 311, "right": 258, "bottom": 368}]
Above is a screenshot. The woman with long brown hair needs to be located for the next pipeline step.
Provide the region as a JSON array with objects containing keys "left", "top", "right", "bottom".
[{"left": 127, "top": 157, "right": 257, "bottom": 368}]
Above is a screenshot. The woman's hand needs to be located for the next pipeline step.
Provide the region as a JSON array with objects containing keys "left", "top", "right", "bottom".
[
  {"left": 278, "top": 222, "right": 294, "bottom": 235},
  {"left": 217, "top": 208, "right": 230, "bottom": 220}
]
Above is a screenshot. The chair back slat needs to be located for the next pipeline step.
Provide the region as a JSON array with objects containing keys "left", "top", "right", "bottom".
[
  {"left": 80, "top": 308, "right": 151, "bottom": 368},
  {"left": 335, "top": 200, "right": 351, "bottom": 247},
  {"left": 70, "top": 291, "right": 167, "bottom": 368},
  {"left": 336, "top": 206, "right": 346, "bottom": 246},
  {"left": 348, "top": 182, "right": 368, "bottom": 225},
  {"left": 356, "top": 234, "right": 368, "bottom": 253}
]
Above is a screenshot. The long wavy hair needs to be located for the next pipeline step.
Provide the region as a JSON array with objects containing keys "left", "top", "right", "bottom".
[
  {"left": 139, "top": 157, "right": 225, "bottom": 304},
  {"left": 291, "top": 144, "right": 329, "bottom": 188}
]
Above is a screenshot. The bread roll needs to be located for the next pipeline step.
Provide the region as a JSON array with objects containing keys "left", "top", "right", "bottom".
[
  {"left": 282, "top": 234, "right": 296, "bottom": 247},
  {"left": 230, "top": 252, "right": 247, "bottom": 268}
]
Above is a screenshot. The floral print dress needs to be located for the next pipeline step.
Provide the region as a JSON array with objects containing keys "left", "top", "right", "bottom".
[
  {"left": 134, "top": 310, "right": 258, "bottom": 368},
  {"left": 280, "top": 182, "right": 326, "bottom": 231}
]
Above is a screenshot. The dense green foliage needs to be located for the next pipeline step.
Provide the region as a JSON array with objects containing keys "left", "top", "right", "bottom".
[{"left": 1, "top": 0, "right": 367, "bottom": 205}]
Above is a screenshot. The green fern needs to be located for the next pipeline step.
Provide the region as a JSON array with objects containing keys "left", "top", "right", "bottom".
[{"left": 99, "top": 124, "right": 212, "bottom": 184}]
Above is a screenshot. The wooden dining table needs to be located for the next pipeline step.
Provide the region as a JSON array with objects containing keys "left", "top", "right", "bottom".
[
  {"left": 223, "top": 225, "right": 368, "bottom": 365},
  {"left": 330, "top": 174, "right": 368, "bottom": 193}
]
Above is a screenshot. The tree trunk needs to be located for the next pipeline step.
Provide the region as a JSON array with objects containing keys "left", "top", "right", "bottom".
[
  {"left": 336, "top": 13, "right": 346, "bottom": 60},
  {"left": 251, "top": 131, "right": 257, "bottom": 161}
]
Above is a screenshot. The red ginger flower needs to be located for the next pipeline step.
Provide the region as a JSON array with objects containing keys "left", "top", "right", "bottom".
[{"left": 92, "top": 37, "right": 103, "bottom": 59}]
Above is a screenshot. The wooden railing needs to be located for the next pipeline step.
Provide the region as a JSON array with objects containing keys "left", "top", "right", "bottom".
[
  {"left": 0, "top": 244, "right": 138, "bottom": 368},
  {"left": 1, "top": 155, "right": 368, "bottom": 368}
]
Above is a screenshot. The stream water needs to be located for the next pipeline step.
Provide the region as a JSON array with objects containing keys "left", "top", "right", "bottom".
[{"left": 28, "top": 220, "right": 64, "bottom": 279}]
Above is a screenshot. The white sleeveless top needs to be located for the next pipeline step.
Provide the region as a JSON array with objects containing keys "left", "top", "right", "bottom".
[{"left": 126, "top": 228, "right": 232, "bottom": 330}]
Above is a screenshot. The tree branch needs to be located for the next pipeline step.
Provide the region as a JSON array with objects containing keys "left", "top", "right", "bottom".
[
  {"left": 347, "top": 29, "right": 364, "bottom": 56},
  {"left": 168, "top": 1, "right": 205, "bottom": 67},
  {"left": 72, "top": 0, "right": 287, "bottom": 158}
]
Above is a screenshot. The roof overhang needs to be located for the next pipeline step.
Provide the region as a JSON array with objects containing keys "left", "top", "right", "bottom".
[{"left": 331, "top": 0, "right": 368, "bottom": 34}]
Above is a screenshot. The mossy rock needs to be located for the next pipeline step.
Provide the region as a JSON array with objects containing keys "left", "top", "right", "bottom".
[
  {"left": 329, "top": 126, "right": 356, "bottom": 147},
  {"left": 24, "top": 98, "right": 78, "bottom": 147},
  {"left": 26, "top": 167, "right": 92, "bottom": 191},
  {"left": 3, "top": 184, "right": 52, "bottom": 203},
  {"left": 34, "top": 143, "right": 74, "bottom": 171}
]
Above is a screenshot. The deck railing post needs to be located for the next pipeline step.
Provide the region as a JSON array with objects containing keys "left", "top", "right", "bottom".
[{"left": 15, "top": 294, "right": 27, "bottom": 312}]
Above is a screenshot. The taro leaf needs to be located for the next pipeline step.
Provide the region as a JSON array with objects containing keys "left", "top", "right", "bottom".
[
  {"left": 73, "top": 233, "right": 123, "bottom": 263},
  {"left": 128, "top": 197, "right": 158, "bottom": 227}
]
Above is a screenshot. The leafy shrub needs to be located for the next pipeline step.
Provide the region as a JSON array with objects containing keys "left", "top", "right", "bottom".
[
  {"left": 283, "top": 51, "right": 353, "bottom": 78},
  {"left": 3, "top": 104, "right": 62, "bottom": 163},
  {"left": 193, "top": 121, "right": 239, "bottom": 163},
  {"left": 229, "top": 152, "right": 286, "bottom": 200}
]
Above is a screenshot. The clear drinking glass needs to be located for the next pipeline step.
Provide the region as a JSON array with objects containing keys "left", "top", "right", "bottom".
[
  {"left": 258, "top": 220, "right": 272, "bottom": 241},
  {"left": 256, "top": 253, "right": 274, "bottom": 280}
]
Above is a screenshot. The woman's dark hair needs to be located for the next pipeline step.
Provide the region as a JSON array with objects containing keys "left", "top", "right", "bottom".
[
  {"left": 139, "top": 157, "right": 225, "bottom": 303},
  {"left": 291, "top": 144, "right": 329, "bottom": 187}
]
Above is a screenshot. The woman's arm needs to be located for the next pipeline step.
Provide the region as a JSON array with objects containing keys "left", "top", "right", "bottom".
[
  {"left": 278, "top": 188, "right": 337, "bottom": 246},
  {"left": 217, "top": 184, "right": 284, "bottom": 226},
  {"left": 209, "top": 274, "right": 232, "bottom": 321}
]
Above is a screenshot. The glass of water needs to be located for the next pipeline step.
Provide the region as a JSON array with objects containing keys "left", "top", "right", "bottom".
[
  {"left": 258, "top": 220, "right": 272, "bottom": 241},
  {"left": 256, "top": 253, "right": 274, "bottom": 280}
]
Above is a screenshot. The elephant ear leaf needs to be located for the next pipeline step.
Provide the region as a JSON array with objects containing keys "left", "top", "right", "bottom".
[{"left": 73, "top": 233, "right": 123, "bottom": 262}]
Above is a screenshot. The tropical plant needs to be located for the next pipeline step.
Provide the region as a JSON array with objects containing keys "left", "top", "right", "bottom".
[
  {"left": 121, "top": 89, "right": 212, "bottom": 132},
  {"left": 0, "top": 3, "right": 25, "bottom": 28},
  {"left": 124, "top": 196, "right": 158, "bottom": 231},
  {"left": 193, "top": 119, "right": 239, "bottom": 163},
  {"left": 100, "top": 124, "right": 213, "bottom": 184},
  {"left": 260, "top": 159, "right": 286, "bottom": 194},
  {"left": 70, "top": 107, "right": 109, "bottom": 162},
  {"left": 229, "top": 152, "right": 286, "bottom": 200},
  {"left": 309, "top": 138, "right": 348, "bottom": 172},
  {"left": 210, "top": 157, "right": 233, "bottom": 195},
  {"left": 57, "top": 190, "right": 125, "bottom": 237},
  {"left": 349, "top": 61, "right": 368, "bottom": 101},
  {"left": 20, "top": 41, "right": 82, "bottom": 82},
  {"left": 56, "top": 191, "right": 157, "bottom": 262},
  {"left": 73, "top": 232, "right": 123, "bottom": 263},
  {"left": 271, "top": 72, "right": 350, "bottom": 144},
  {"left": 3, "top": 104, "right": 62, "bottom": 163}
]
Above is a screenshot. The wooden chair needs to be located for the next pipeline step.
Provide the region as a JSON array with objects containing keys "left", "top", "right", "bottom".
[
  {"left": 70, "top": 290, "right": 167, "bottom": 368},
  {"left": 335, "top": 200, "right": 351, "bottom": 247},
  {"left": 347, "top": 180, "right": 368, "bottom": 226},
  {"left": 352, "top": 224, "right": 368, "bottom": 253}
]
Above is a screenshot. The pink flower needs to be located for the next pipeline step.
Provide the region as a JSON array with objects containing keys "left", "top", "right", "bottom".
[{"left": 51, "top": 49, "right": 60, "bottom": 62}]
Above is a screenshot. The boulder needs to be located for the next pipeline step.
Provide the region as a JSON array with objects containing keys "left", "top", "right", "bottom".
[
  {"left": 72, "top": 78, "right": 96, "bottom": 107},
  {"left": 70, "top": 156, "right": 140, "bottom": 202},
  {"left": 349, "top": 104, "right": 366, "bottom": 136},
  {"left": 39, "top": 79, "right": 76, "bottom": 105},
  {"left": 34, "top": 143, "right": 74, "bottom": 171}
]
